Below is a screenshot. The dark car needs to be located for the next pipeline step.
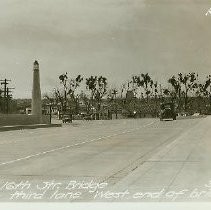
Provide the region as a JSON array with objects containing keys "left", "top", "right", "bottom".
[
  {"left": 62, "top": 114, "right": 72, "bottom": 123},
  {"left": 82, "top": 114, "right": 94, "bottom": 121},
  {"left": 160, "top": 102, "right": 177, "bottom": 121}
]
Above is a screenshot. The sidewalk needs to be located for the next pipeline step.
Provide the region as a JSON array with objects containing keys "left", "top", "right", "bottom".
[{"left": 105, "top": 116, "right": 211, "bottom": 202}]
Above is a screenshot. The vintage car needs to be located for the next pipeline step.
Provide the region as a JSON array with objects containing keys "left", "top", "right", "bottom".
[
  {"left": 62, "top": 114, "right": 72, "bottom": 123},
  {"left": 83, "top": 114, "right": 94, "bottom": 121},
  {"left": 160, "top": 102, "right": 177, "bottom": 121}
]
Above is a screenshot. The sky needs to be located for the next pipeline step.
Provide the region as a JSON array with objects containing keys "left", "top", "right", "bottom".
[{"left": 0, "top": 0, "right": 211, "bottom": 98}]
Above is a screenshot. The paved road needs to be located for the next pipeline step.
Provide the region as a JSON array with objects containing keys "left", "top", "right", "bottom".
[{"left": 0, "top": 117, "right": 210, "bottom": 202}]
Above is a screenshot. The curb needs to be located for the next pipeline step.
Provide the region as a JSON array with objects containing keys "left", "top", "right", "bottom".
[{"left": 0, "top": 124, "right": 62, "bottom": 132}]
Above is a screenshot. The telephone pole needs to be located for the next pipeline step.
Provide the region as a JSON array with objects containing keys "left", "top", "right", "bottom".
[{"left": 0, "top": 79, "right": 14, "bottom": 113}]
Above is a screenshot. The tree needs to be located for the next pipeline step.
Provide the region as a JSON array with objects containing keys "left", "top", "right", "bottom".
[
  {"left": 53, "top": 88, "right": 66, "bottom": 119},
  {"left": 153, "top": 81, "right": 158, "bottom": 98},
  {"left": 203, "top": 75, "right": 211, "bottom": 100},
  {"left": 141, "top": 73, "right": 154, "bottom": 101},
  {"left": 120, "top": 83, "right": 127, "bottom": 98},
  {"left": 196, "top": 75, "right": 211, "bottom": 113},
  {"left": 58, "top": 73, "right": 83, "bottom": 114},
  {"left": 86, "top": 76, "right": 107, "bottom": 120},
  {"left": 168, "top": 73, "right": 198, "bottom": 112},
  {"left": 58, "top": 73, "right": 68, "bottom": 111},
  {"left": 168, "top": 75, "right": 181, "bottom": 102},
  {"left": 132, "top": 73, "right": 154, "bottom": 101},
  {"left": 79, "top": 91, "right": 92, "bottom": 114},
  {"left": 163, "top": 88, "right": 171, "bottom": 96},
  {"left": 0, "top": 88, "right": 3, "bottom": 113},
  {"left": 67, "top": 75, "right": 83, "bottom": 114},
  {"left": 178, "top": 73, "right": 198, "bottom": 111}
]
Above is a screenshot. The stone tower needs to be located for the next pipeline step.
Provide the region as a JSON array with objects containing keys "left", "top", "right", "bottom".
[{"left": 32, "top": 60, "right": 42, "bottom": 120}]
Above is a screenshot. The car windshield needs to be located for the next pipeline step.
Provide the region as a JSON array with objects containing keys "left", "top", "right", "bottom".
[
  {"left": 161, "top": 103, "right": 173, "bottom": 110},
  {"left": 164, "top": 104, "right": 171, "bottom": 109}
]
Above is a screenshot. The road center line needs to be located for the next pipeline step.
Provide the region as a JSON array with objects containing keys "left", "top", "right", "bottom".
[{"left": 0, "top": 121, "right": 156, "bottom": 167}]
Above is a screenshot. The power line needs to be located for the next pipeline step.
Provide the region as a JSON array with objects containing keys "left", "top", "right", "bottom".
[{"left": 0, "top": 79, "right": 14, "bottom": 113}]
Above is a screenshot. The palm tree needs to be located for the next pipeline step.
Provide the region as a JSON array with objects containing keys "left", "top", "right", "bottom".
[
  {"left": 168, "top": 73, "right": 198, "bottom": 112},
  {"left": 140, "top": 73, "right": 153, "bottom": 102},
  {"left": 178, "top": 73, "right": 198, "bottom": 111},
  {"left": 132, "top": 73, "right": 154, "bottom": 101}
]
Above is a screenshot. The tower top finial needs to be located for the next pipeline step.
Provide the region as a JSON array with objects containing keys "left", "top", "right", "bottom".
[
  {"left": 34, "top": 60, "right": 39, "bottom": 65},
  {"left": 33, "top": 60, "right": 39, "bottom": 71}
]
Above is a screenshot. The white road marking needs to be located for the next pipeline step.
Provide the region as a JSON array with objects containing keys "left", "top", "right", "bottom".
[
  {"left": 0, "top": 121, "right": 156, "bottom": 167},
  {"left": 0, "top": 127, "right": 136, "bottom": 145}
]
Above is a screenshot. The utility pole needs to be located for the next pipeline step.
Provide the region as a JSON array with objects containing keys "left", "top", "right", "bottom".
[
  {"left": 0, "top": 79, "right": 14, "bottom": 114},
  {"left": 6, "top": 87, "right": 15, "bottom": 113}
]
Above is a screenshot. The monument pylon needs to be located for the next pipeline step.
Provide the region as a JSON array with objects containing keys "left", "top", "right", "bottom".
[{"left": 32, "top": 60, "right": 42, "bottom": 122}]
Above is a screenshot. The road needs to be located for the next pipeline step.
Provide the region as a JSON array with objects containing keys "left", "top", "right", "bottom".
[{"left": 0, "top": 116, "right": 210, "bottom": 202}]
